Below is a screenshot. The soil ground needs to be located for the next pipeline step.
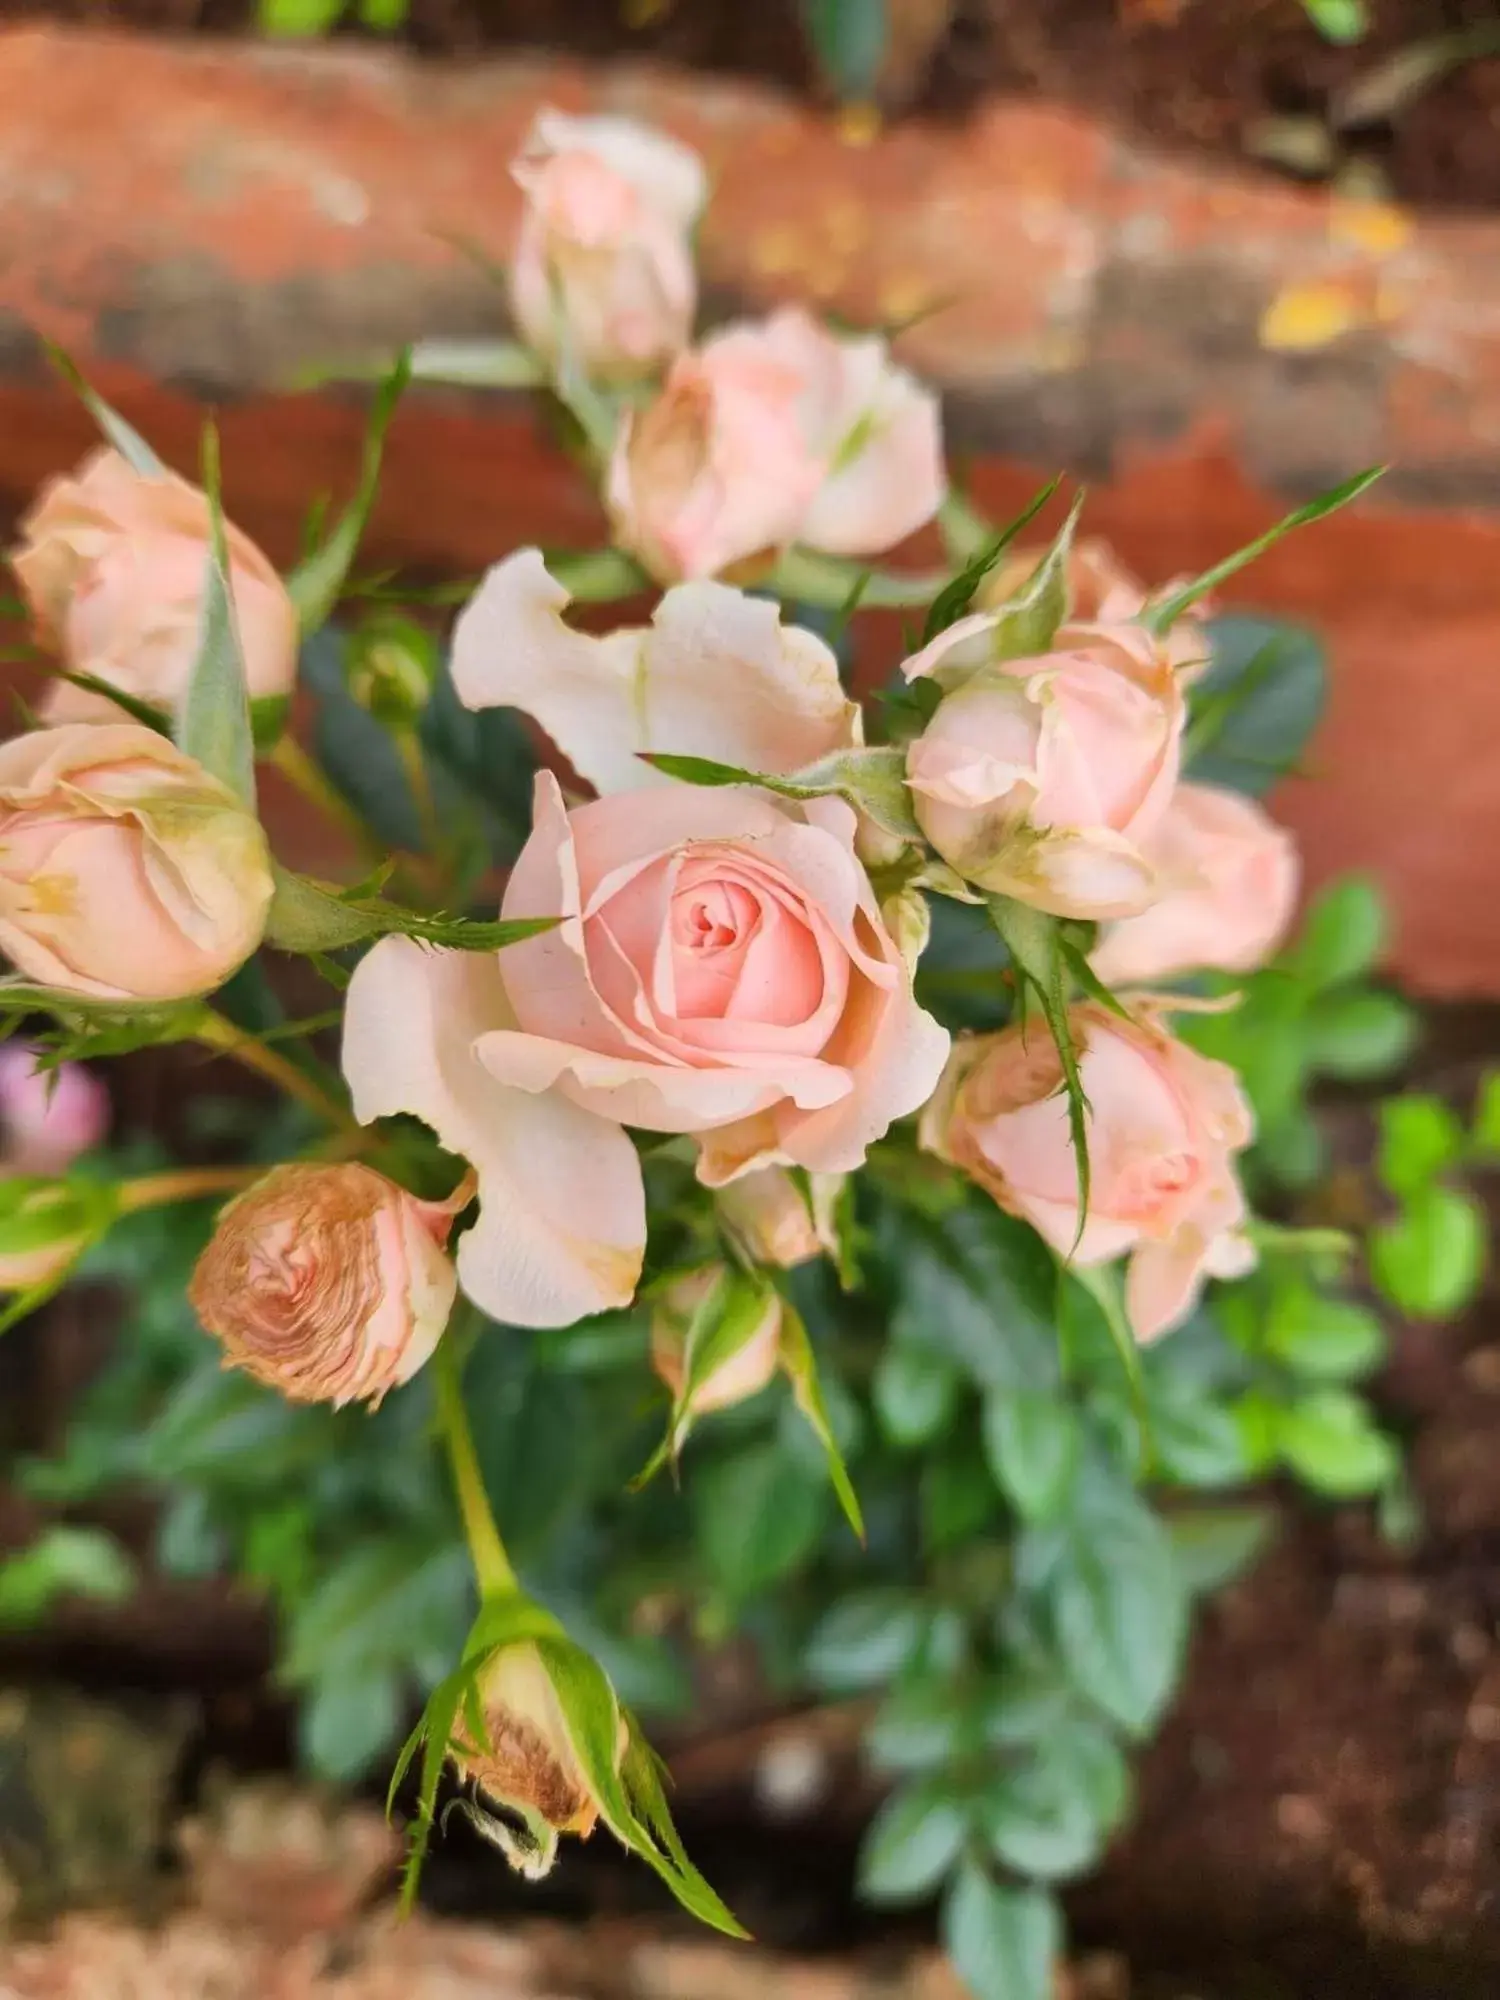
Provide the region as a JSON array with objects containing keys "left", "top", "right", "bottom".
[{"left": 4, "top": 0, "right": 1500, "bottom": 210}]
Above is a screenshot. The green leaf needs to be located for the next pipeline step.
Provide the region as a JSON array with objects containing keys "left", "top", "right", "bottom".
[
  {"left": 867, "top": 1681, "right": 969, "bottom": 1773},
  {"left": 778, "top": 1303, "right": 865, "bottom": 1540},
  {"left": 979, "top": 1721, "right": 1130, "bottom": 1883},
  {"left": 258, "top": 0, "right": 346, "bottom": 31},
  {"left": 797, "top": 0, "right": 888, "bottom": 100},
  {"left": 617, "top": 1721, "right": 749, "bottom": 1939},
  {"left": 1165, "top": 1505, "right": 1275, "bottom": 1595},
  {"left": 286, "top": 349, "right": 412, "bottom": 636},
  {"left": 0, "top": 1526, "right": 134, "bottom": 1627},
  {"left": 922, "top": 1433, "right": 1001, "bottom": 1553},
  {"left": 986, "top": 897, "right": 1089, "bottom": 1223},
  {"left": 873, "top": 1342, "right": 962, "bottom": 1449},
  {"left": 301, "top": 1664, "right": 403, "bottom": 1783},
  {"left": 1266, "top": 1284, "right": 1387, "bottom": 1382},
  {"left": 922, "top": 478, "right": 1063, "bottom": 644},
  {"left": 1146, "top": 468, "right": 1384, "bottom": 633},
  {"left": 1370, "top": 1184, "right": 1486, "bottom": 1320},
  {"left": 1375, "top": 1094, "right": 1465, "bottom": 1199},
  {"left": 44, "top": 343, "right": 167, "bottom": 475},
  {"left": 52, "top": 671, "right": 173, "bottom": 733},
  {"left": 942, "top": 1864, "right": 1060, "bottom": 2000},
  {"left": 407, "top": 338, "right": 546, "bottom": 387},
  {"left": 643, "top": 745, "right": 921, "bottom": 845},
  {"left": 692, "top": 1442, "right": 826, "bottom": 1600},
  {"left": 982, "top": 1388, "right": 1080, "bottom": 1522},
  {"left": 1187, "top": 617, "right": 1326, "bottom": 796},
  {"left": 285, "top": 1539, "right": 471, "bottom": 1683},
  {"left": 1471, "top": 1070, "right": 1500, "bottom": 1158},
  {"left": 264, "top": 864, "right": 559, "bottom": 955},
  {"left": 178, "top": 428, "right": 255, "bottom": 809},
  {"left": 1050, "top": 1494, "right": 1187, "bottom": 1736},
  {"left": 858, "top": 1781, "right": 967, "bottom": 1905},
  {"left": 886, "top": 1200, "right": 1059, "bottom": 1393},
  {"left": 804, "top": 1589, "right": 926, "bottom": 1693},
  {"left": 1304, "top": 0, "right": 1367, "bottom": 43},
  {"left": 1291, "top": 875, "right": 1387, "bottom": 986},
  {"left": 1142, "top": 1375, "right": 1250, "bottom": 1488},
  {"left": 1274, "top": 1389, "right": 1399, "bottom": 1497},
  {"left": 1303, "top": 990, "right": 1416, "bottom": 1081}
]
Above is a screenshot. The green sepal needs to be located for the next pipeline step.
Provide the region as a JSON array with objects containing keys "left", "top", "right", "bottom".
[
  {"left": 286, "top": 348, "right": 412, "bottom": 637},
  {"left": 986, "top": 896, "right": 1091, "bottom": 1226},
  {"left": 43, "top": 343, "right": 167, "bottom": 476},
  {"left": 778, "top": 1300, "right": 865, "bottom": 1542},
  {"left": 643, "top": 744, "right": 920, "bottom": 844},
  {"left": 177, "top": 425, "right": 256, "bottom": 810},
  {"left": 264, "top": 864, "right": 561, "bottom": 955},
  {"left": 921, "top": 476, "right": 1063, "bottom": 644}
]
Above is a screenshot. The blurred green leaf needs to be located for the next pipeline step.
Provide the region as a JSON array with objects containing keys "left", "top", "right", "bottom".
[
  {"left": 1376, "top": 1094, "right": 1466, "bottom": 1199},
  {"left": 301, "top": 1664, "right": 404, "bottom": 1782},
  {"left": 1274, "top": 1389, "right": 1398, "bottom": 1498},
  {"left": 797, "top": 0, "right": 888, "bottom": 101},
  {"left": 1049, "top": 1492, "right": 1187, "bottom": 1736},
  {"left": 0, "top": 1527, "right": 134, "bottom": 1627},
  {"left": 1370, "top": 1185, "right": 1486, "bottom": 1320},
  {"left": 1303, "top": 990, "right": 1416, "bottom": 1080},
  {"left": 858, "top": 1780, "right": 966, "bottom": 1905},
  {"left": 1291, "top": 876, "right": 1387, "bottom": 987},
  {"left": 1188, "top": 616, "right": 1326, "bottom": 795},
  {"left": 943, "top": 1865, "right": 1060, "bottom": 2000},
  {"left": 692, "top": 1443, "right": 826, "bottom": 1600},
  {"left": 982, "top": 1388, "right": 1080, "bottom": 1522},
  {"left": 805, "top": 1589, "right": 926, "bottom": 1693},
  {"left": 1165, "top": 1505, "right": 1275, "bottom": 1595},
  {"left": 1266, "top": 1284, "right": 1387, "bottom": 1382},
  {"left": 873, "top": 1342, "right": 963, "bottom": 1449}
]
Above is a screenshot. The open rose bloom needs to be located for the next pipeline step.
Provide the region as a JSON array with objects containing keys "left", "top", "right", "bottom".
[
  {"left": 343, "top": 547, "right": 949, "bottom": 1326},
  {"left": 13, "top": 448, "right": 298, "bottom": 725},
  {"left": 924, "top": 1003, "right": 1256, "bottom": 1342}
]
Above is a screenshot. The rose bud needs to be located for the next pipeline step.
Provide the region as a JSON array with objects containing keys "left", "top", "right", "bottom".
[
  {"left": 0, "top": 723, "right": 274, "bottom": 1002},
  {"left": 903, "top": 621, "right": 1185, "bottom": 920},
  {"left": 922, "top": 1002, "right": 1255, "bottom": 1343},
  {"left": 0, "top": 1043, "right": 108, "bottom": 1176},
  {"left": 1092, "top": 782, "right": 1300, "bottom": 988},
  {"left": 608, "top": 307, "right": 943, "bottom": 583},
  {"left": 13, "top": 449, "right": 298, "bottom": 726},
  {"left": 0, "top": 1179, "right": 102, "bottom": 1293},
  {"left": 452, "top": 1640, "right": 626, "bottom": 1879},
  {"left": 510, "top": 108, "right": 706, "bottom": 383},
  {"left": 650, "top": 1264, "right": 784, "bottom": 1417},
  {"left": 715, "top": 1167, "right": 826, "bottom": 1270},
  {"left": 188, "top": 1163, "right": 460, "bottom": 1407}
]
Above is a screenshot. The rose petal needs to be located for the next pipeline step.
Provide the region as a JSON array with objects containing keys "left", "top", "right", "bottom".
[{"left": 341, "top": 935, "right": 645, "bottom": 1327}]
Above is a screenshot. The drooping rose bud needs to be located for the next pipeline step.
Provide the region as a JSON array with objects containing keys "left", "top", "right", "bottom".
[
  {"left": 0, "top": 1178, "right": 102, "bottom": 1293},
  {"left": 715, "top": 1168, "right": 826, "bottom": 1271},
  {"left": 903, "top": 621, "right": 1185, "bottom": 919},
  {"left": 1092, "top": 781, "right": 1300, "bottom": 988},
  {"left": 922, "top": 1003, "right": 1255, "bottom": 1342},
  {"left": 510, "top": 109, "right": 706, "bottom": 383},
  {"left": 650, "top": 1265, "right": 784, "bottom": 1417},
  {"left": 607, "top": 307, "right": 943, "bottom": 583},
  {"left": 452, "top": 1640, "right": 624, "bottom": 1878},
  {"left": 0, "top": 724, "right": 274, "bottom": 1002},
  {"left": 188, "top": 1163, "right": 460, "bottom": 1407},
  {"left": 13, "top": 449, "right": 298, "bottom": 726},
  {"left": 0, "top": 1044, "right": 108, "bottom": 1176}
]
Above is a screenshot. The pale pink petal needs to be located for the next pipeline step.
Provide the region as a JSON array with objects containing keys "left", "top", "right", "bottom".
[
  {"left": 776, "top": 971, "right": 950, "bottom": 1174},
  {"left": 799, "top": 368, "right": 945, "bottom": 557},
  {"left": 341, "top": 935, "right": 646, "bottom": 1328},
  {"left": 1126, "top": 1235, "right": 1212, "bottom": 1344}
]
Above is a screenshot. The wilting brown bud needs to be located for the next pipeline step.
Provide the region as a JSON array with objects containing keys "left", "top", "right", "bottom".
[
  {"left": 188, "top": 1163, "right": 460, "bottom": 1407},
  {"left": 451, "top": 1643, "right": 624, "bottom": 1879}
]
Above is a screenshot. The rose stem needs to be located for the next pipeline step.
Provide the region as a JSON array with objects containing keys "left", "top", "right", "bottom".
[
  {"left": 195, "top": 1009, "right": 360, "bottom": 1133},
  {"left": 436, "top": 1324, "right": 516, "bottom": 1598},
  {"left": 117, "top": 1165, "right": 262, "bottom": 1213}
]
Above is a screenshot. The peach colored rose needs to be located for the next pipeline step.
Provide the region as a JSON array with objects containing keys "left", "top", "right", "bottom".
[
  {"left": 0, "top": 1044, "right": 107, "bottom": 1176},
  {"left": 716, "top": 1166, "right": 829, "bottom": 1270},
  {"left": 923, "top": 1003, "right": 1254, "bottom": 1342},
  {"left": 0, "top": 723, "right": 273, "bottom": 1002},
  {"left": 903, "top": 620, "right": 1186, "bottom": 919},
  {"left": 13, "top": 449, "right": 298, "bottom": 725},
  {"left": 189, "top": 1163, "right": 459, "bottom": 1407},
  {"left": 1092, "top": 782, "right": 1300, "bottom": 988},
  {"left": 449, "top": 549, "right": 860, "bottom": 797},
  {"left": 510, "top": 108, "right": 706, "bottom": 382},
  {"left": 489, "top": 772, "right": 950, "bottom": 1184},
  {"left": 650, "top": 1265, "right": 783, "bottom": 1416},
  {"left": 607, "top": 307, "right": 944, "bottom": 582}
]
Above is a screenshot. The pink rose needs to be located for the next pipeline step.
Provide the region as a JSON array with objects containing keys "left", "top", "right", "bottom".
[
  {"left": 0, "top": 1044, "right": 108, "bottom": 1176},
  {"left": 608, "top": 307, "right": 944, "bottom": 582},
  {"left": 0, "top": 723, "right": 273, "bottom": 1002},
  {"left": 13, "top": 449, "right": 298, "bottom": 725},
  {"left": 651, "top": 1265, "right": 783, "bottom": 1416},
  {"left": 923, "top": 1003, "right": 1255, "bottom": 1342},
  {"left": 904, "top": 620, "right": 1186, "bottom": 919},
  {"left": 188, "top": 1163, "right": 459, "bottom": 1407},
  {"left": 510, "top": 108, "right": 706, "bottom": 383},
  {"left": 1092, "top": 782, "right": 1300, "bottom": 988}
]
